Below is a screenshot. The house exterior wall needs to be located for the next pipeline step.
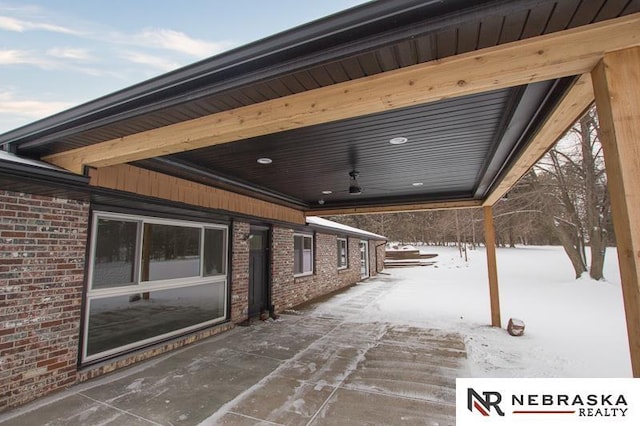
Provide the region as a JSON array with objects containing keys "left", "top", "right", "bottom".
[
  {"left": 0, "top": 190, "right": 89, "bottom": 411},
  {"left": 375, "top": 240, "right": 386, "bottom": 273},
  {"left": 230, "top": 221, "right": 250, "bottom": 323},
  {"left": 0, "top": 192, "right": 385, "bottom": 412},
  {"left": 271, "top": 229, "right": 365, "bottom": 311}
]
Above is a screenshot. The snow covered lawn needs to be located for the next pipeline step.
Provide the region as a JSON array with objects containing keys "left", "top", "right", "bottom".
[{"left": 357, "top": 245, "right": 631, "bottom": 378}]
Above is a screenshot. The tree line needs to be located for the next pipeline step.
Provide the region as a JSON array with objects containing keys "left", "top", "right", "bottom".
[{"left": 329, "top": 106, "right": 614, "bottom": 280}]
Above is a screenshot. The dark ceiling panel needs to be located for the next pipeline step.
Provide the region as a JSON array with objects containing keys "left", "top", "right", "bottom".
[
  {"left": 623, "top": 0, "right": 640, "bottom": 14},
  {"left": 545, "top": 0, "right": 581, "bottom": 32},
  {"left": 323, "top": 62, "right": 351, "bottom": 83},
  {"left": 307, "top": 66, "right": 336, "bottom": 86},
  {"left": 341, "top": 57, "right": 367, "bottom": 80},
  {"left": 291, "top": 71, "right": 321, "bottom": 91},
  {"left": 499, "top": 9, "right": 529, "bottom": 44},
  {"left": 435, "top": 28, "right": 458, "bottom": 58},
  {"left": 162, "top": 88, "right": 514, "bottom": 206},
  {"left": 595, "top": 0, "right": 630, "bottom": 20},
  {"left": 414, "top": 34, "right": 436, "bottom": 63},
  {"left": 279, "top": 75, "right": 306, "bottom": 94},
  {"left": 357, "top": 51, "right": 384, "bottom": 75},
  {"left": 457, "top": 21, "right": 480, "bottom": 53},
  {"left": 476, "top": 14, "right": 504, "bottom": 49},
  {"left": 394, "top": 39, "right": 418, "bottom": 67},
  {"left": 571, "top": 0, "right": 608, "bottom": 27},
  {"left": 520, "top": 2, "right": 555, "bottom": 38}
]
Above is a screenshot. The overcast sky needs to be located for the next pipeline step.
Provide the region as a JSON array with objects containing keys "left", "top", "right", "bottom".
[{"left": 0, "top": 0, "right": 369, "bottom": 133}]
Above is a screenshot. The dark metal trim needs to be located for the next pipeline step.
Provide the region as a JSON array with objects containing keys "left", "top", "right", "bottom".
[
  {"left": 2, "top": 0, "right": 560, "bottom": 151},
  {"left": 138, "top": 158, "right": 309, "bottom": 209},
  {"left": 475, "top": 76, "right": 579, "bottom": 198},
  {"left": 0, "top": 158, "right": 89, "bottom": 186}
]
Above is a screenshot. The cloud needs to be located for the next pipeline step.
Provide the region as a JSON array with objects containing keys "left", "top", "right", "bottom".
[
  {"left": 0, "top": 92, "right": 73, "bottom": 118},
  {"left": 0, "top": 49, "right": 117, "bottom": 77},
  {"left": 132, "top": 28, "right": 233, "bottom": 57},
  {"left": 0, "top": 49, "right": 49, "bottom": 66},
  {"left": 121, "top": 51, "right": 181, "bottom": 72},
  {"left": 47, "top": 47, "right": 92, "bottom": 61},
  {"left": 0, "top": 15, "right": 79, "bottom": 34}
]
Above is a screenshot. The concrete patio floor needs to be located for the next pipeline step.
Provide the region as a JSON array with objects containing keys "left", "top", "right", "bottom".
[{"left": 0, "top": 275, "right": 466, "bottom": 425}]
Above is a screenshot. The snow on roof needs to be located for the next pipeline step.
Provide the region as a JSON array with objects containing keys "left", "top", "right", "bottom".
[
  {"left": 306, "top": 216, "right": 386, "bottom": 240},
  {"left": 0, "top": 150, "right": 68, "bottom": 172}
]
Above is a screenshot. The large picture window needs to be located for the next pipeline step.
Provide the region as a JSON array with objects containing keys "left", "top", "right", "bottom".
[
  {"left": 84, "top": 212, "right": 228, "bottom": 362},
  {"left": 294, "top": 233, "right": 313, "bottom": 276},
  {"left": 337, "top": 237, "right": 348, "bottom": 269}
]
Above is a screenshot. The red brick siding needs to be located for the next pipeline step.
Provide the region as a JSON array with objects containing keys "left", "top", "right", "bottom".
[
  {"left": 375, "top": 240, "right": 386, "bottom": 273},
  {"left": 230, "top": 221, "right": 250, "bottom": 323},
  {"left": 271, "top": 228, "right": 370, "bottom": 312},
  {"left": 0, "top": 191, "right": 89, "bottom": 411},
  {"left": 271, "top": 227, "right": 294, "bottom": 312}
]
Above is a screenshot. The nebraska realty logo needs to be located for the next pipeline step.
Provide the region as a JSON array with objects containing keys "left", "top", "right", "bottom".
[{"left": 456, "top": 378, "right": 640, "bottom": 425}]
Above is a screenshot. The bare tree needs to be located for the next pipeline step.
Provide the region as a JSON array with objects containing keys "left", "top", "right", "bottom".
[{"left": 531, "top": 106, "right": 611, "bottom": 279}]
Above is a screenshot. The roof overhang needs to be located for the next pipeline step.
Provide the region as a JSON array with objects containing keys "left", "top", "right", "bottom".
[{"left": 0, "top": 0, "right": 637, "bottom": 217}]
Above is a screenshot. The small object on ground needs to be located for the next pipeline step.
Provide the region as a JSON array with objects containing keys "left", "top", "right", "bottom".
[
  {"left": 507, "top": 318, "right": 525, "bottom": 336},
  {"left": 259, "top": 310, "right": 269, "bottom": 321}
]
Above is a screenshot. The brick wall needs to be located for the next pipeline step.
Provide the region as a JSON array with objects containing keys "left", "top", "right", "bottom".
[
  {"left": 0, "top": 191, "right": 89, "bottom": 411},
  {"left": 271, "top": 228, "right": 368, "bottom": 312},
  {"left": 374, "top": 240, "right": 386, "bottom": 273},
  {"left": 271, "top": 227, "right": 294, "bottom": 312},
  {"left": 230, "top": 221, "right": 250, "bottom": 323}
]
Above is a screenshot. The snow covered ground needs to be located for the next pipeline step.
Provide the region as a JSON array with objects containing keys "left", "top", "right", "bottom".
[{"left": 323, "top": 245, "right": 632, "bottom": 378}]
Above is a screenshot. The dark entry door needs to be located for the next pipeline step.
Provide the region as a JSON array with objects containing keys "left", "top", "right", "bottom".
[{"left": 248, "top": 229, "right": 269, "bottom": 317}]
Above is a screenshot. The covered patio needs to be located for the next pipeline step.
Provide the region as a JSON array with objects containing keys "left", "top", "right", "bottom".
[
  {"left": 0, "top": 275, "right": 465, "bottom": 426},
  {"left": 1, "top": 0, "right": 640, "bottom": 379}
]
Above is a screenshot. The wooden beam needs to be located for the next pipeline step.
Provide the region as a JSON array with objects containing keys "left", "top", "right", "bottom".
[
  {"left": 44, "top": 14, "right": 640, "bottom": 173},
  {"left": 483, "top": 206, "right": 502, "bottom": 328},
  {"left": 305, "top": 199, "right": 482, "bottom": 216},
  {"left": 591, "top": 46, "right": 640, "bottom": 377},
  {"left": 88, "top": 164, "right": 306, "bottom": 225},
  {"left": 483, "top": 73, "right": 594, "bottom": 206}
]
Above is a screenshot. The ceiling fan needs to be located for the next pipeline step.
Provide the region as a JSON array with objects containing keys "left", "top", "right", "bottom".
[
  {"left": 348, "top": 170, "right": 363, "bottom": 195},
  {"left": 317, "top": 170, "right": 363, "bottom": 205}
]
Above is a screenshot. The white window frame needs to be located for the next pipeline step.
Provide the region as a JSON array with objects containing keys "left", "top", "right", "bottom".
[
  {"left": 293, "top": 233, "right": 314, "bottom": 277},
  {"left": 83, "top": 211, "right": 228, "bottom": 363},
  {"left": 337, "top": 237, "right": 348, "bottom": 270}
]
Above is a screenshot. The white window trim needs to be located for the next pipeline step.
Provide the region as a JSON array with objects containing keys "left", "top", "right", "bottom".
[
  {"left": 83, "top": 211, "right": 229, "bottom": 363},
  {"left": 82, "top": 281, "right": 227, "bottom": 363},
  {"left": 337, "top": 237, "right": 348, "bottom": 270},
  {"left": 293, "top": 232, "right": 314, "bottom": 277}
]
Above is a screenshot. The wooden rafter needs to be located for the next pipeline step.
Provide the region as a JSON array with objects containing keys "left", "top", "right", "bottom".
[{"left": 44, "top": 14, "right": 640, "bottom": 174}]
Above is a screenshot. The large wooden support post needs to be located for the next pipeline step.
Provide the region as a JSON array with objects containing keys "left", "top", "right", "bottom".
[
  {"left": 592, "top": 47, "right": 640, "bottom": 377},
  {"left": 483, "top": 206, "right": 502, "bottom": 328}
]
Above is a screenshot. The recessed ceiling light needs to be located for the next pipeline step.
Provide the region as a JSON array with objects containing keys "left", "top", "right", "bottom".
[
  {"left": 389, "top": 137, "right": 408, "bottom": 145},
  {"left": 257, "top": 157, "right": 272, "bottom": 164},
  {"left": 321, "top": 190, "right": 333, "bottom": 195},
  {"left": 412, "top": 182, "right": 424, "bottom": 187}
]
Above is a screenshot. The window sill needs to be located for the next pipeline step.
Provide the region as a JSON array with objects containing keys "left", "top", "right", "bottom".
[{"left": 294, "top": 272, "right": 313, "bottom": 279}]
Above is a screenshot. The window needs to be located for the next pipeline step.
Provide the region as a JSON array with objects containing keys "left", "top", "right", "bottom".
[
  {"left": 85, "top": 212, "right": 228, "bottom": 362},
  {"left": 294, "top": 233, "right": 313, "bottom": 276},
  {"left": 337, "top": 238, "right": 348, "bottom": 269},
  {"left": 141, "top": 223, "right": 201, "bottom": 281},
  {"left": 92, "top": 218, "right": 139, "bottom": 289}
]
